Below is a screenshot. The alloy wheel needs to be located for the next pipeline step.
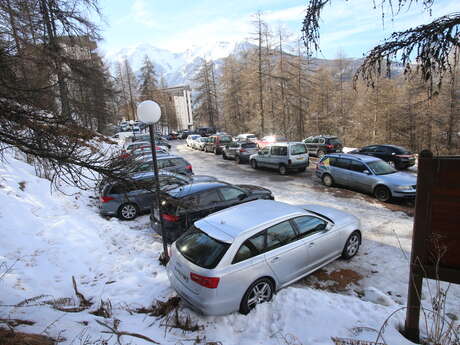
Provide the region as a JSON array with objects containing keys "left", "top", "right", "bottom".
[
  {"left": 120, "top": 204, "right": 137, "bottom": 220},
  {"left": 346, "top": 234, "right": 360, "bottom": 257},
  {"left": 247, "top": 281, "right": 272, "bottom": 309}
]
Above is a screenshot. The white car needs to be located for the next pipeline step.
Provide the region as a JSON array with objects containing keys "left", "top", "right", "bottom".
[
  {"left": 186, "top": 135, "right": 201, "bottom": 147},
  {"left": 193, "top": 137, "right": 209, "bottom": 150},
  {"left": 167, "top": 200, "right": 361, "bottom": 315}
]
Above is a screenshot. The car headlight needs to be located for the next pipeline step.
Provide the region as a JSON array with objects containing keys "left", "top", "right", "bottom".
[{"left": 395, "top": 185, "right": 413, "bottom": 191}]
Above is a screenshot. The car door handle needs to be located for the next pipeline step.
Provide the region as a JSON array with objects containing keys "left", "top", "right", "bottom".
[
  {"left": 308, "top": 242, "right": 315, "bottom": 247},
  {"left": 270, "top": 257, "right": 280, "bottom": 263}
]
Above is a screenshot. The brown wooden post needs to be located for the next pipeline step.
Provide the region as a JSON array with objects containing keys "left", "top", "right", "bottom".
[
  {"left": 404, "top": 270, "right": 423, "bottom": 342},
  {"left": 404, "top": 150, "right": 433, "bottom": 343}
]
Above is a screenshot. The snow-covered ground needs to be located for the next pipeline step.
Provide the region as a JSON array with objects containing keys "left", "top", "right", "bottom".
[{"left": 0, "top": 143, "right": 457, "bottom": 345}]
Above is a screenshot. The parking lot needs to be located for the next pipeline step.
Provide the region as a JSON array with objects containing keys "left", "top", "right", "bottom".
[{"left": 168, "top": 141, "right": 459, "bottom": 312}]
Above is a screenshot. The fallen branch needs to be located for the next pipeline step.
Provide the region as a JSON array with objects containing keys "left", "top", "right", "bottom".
[
  {"left": 72, "top": 276, "right": 93, "bottom": 308},
  {"left": 96, "top": 319, "right": 160, "bottom": 344}
]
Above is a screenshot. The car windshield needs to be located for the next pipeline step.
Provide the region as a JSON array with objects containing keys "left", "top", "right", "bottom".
[
  {"left": 393, "top": 146, "right": 411, "bottom": 154},
  {"left": 176, "top": 226, "right": 230, "bottom": 269},
  {"left": 328, "top": 138, "right": 342, "bottom": 145},
  {"left": 241, "top": 143, "right": 256, "bottom": 148},
  {"left": 291, "top": 144, "right": 307, "bottom": 155},
  {"left": 367, "top": 160, "right": 396, "bottom": 175}
]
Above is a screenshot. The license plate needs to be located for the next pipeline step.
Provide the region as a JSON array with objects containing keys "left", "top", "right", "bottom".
[{"left": 296, "top": 157, "right": 304, "bottom": 160}]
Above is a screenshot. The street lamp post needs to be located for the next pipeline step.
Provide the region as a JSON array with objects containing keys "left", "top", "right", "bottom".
[{"left": 137, "top": 100, "right": 169, "bottom": 262}]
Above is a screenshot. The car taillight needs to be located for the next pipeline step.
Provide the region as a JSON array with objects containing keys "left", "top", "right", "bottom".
[
  {"left": 326, "top": 144, "right": 334, "bottom": 149},
  {"left": 185, "top": 164, "right": 192, "bottom": 171},
  {"left": 190, "top": 273, "right": 220, "bottom": 289},
  {"left": 100, "top": 196, "right": 114, "bottom": 203},
  {"left": 161, "top": 213, "right": 180, "bottom": 222},
  {"left": 239, "top": 148, "right": 246, "bottom": 152}
]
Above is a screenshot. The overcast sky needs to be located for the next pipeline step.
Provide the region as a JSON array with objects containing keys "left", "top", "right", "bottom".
[{"left": 95, "top": 0, "right": 458, "bottom": 59}]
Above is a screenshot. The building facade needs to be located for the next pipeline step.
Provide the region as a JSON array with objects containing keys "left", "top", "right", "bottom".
[{"left": 161, "top": 85, "right": 193, "bottom": 130}]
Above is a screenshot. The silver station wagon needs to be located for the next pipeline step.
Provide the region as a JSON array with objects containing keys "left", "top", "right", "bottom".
[{"left": 167, "top": 200, "right": 361, "bottom": 315}]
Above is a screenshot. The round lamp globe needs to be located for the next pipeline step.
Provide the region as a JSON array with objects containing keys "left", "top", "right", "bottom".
[{"left": 137, "top": 100, "right": 161, "bottom": 124}]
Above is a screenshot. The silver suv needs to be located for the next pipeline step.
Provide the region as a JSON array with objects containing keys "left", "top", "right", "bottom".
[
  {"left": 167, "top": 200, "right": 361, "bottom": 315},
  {"left": 249, "top": 142, "right": 309, "bottom": 174},
  {"left": 315, "top": 153, "right": 417, "bottom": 202}
]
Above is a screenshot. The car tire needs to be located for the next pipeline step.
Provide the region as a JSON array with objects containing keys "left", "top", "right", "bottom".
[
  {"left": 214, "top": 147, "right": 219, "bottom": 155},
  {"left": 374, "top": 185, "right": 391, "bottom": 202},
  {"left": 322, "top": 174, "right": 334, "bottom": 187},
  {"left": 223, "top": 152, "right": 228, "bottom": 160},
  {"left": 278, "top": 164, "right": 287, "bottom": 175},
  {"left": 250, "top": 159, "right": 258, "bottom": 169},
  {"left": 239, "top": 277, "right": 274, "bottom": 315},
  {"left": 342, "top": 231, "right": 361, "bottom": 259},
  {"left": 235, "top": 155, "right": 241, "bottom": 164},
  {"left": 117, "top": 203, "right": 139, "bottom": 220},
  {"left": 317, "top": 150, "right": 325, "bottom": 158}
]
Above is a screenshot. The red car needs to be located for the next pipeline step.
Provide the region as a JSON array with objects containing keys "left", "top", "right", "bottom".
[{"left": 256, "top": 135, "right": 288, "bottom": 149}]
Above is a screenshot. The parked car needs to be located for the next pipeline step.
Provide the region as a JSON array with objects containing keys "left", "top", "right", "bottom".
[
  {"left": 222, "top": 141, "right": 258, "bottom": 164},
  {"left": 304, "top": 135, "right": 343, "bottom": 157},
  {"left": 150, "top": 182, "right": 274, "bottom": 243},
  {"left": 167, "top": 199, "right": 361, "bottom": 315},
  {"left": 131, "top": 154, "right": 194, "bottom": 176},
  {"left": 235, "top": 133, "right": 258, "bottom": 143},
  {"left": 256, "top": 135, "right": 288, "bottom": 149},
  {"left": 99, "top": 172, "right": 217, "bottom": 220},
  {"left": 180, "top": 130, "right": 193, "bottom": 139},
  {"left": 129, "top": 147, "right": 169, "bottom": 159},
  {"left": 250, "top": 142, "right": 309, "bottom": 175},
  {"left": 197, "top": 127, "right": 216, "bottom": 137},
  {"left": 204, "top": 134, "right": 233, "bottom": 154},
  {"left": 315, "top": 153, "right": 417, "bottom": 202},
  {"left": 350, "top": 144, "right": 416, "bottom": 170},
  {"left": 192, "top": 137, "right": 210, "bottom": 150},
  {"left": 186, "top": 135, "right": 201, "bottom": 147},
  {"left": 131, "top": 135, "right": 171, "bottom": 149},
  {"left": 124, "top": 141, "right": 150, "bottom": 152},
  {"left": 167, "top": 132, "right": 178, "bottom": 140}
]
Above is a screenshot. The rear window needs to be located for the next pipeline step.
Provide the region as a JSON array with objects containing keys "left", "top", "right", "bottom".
[
  {"left": 241, "top": 143, "right": 257, "bottom": 148},
  {"left": 170, "top": 158, "right": 187, "bottom": 167},
  {"left": 220, "top": 136, "right": 232, "bottom": 143},
  {"left": 176, "top": 226, "right": 230, "bottom": 269},
  {"left": 291, "top": 144, "right": 307, "bottom": 155}
]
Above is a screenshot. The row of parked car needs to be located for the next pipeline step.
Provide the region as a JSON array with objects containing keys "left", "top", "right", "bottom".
[
  {"left": 185, "top": 133, "right": 417, "bottom": 202},
  {"left": 96, "top": 130, "right": 417, "bottom": 316}
]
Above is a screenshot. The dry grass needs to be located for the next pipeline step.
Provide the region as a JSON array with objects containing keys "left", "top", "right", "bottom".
[{"left": 0, "top": 328, "right": 54, "bottom": 345}]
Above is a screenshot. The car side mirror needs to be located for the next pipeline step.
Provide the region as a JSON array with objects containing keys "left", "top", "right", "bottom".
[{"left": 363, "top": 170, "right": 371, "bottom": 175}]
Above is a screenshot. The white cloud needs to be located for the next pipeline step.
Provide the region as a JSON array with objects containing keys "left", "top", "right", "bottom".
[
  {"left": 158, "top": 16, "right": 254, "bottom": 53},
  {"left": 131, "top": 0, "right": 157, "bottom": 28},
  {"left": 264, "top": 5, "right": 306, "bottom": 22}
]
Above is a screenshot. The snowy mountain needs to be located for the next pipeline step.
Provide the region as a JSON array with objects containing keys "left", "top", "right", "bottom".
[
  {"left": 104, "top": 41, "right": 404, "bottom": 87},
  {"left": 105, "top": 41, "right": 254, "bottom": 87}
]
